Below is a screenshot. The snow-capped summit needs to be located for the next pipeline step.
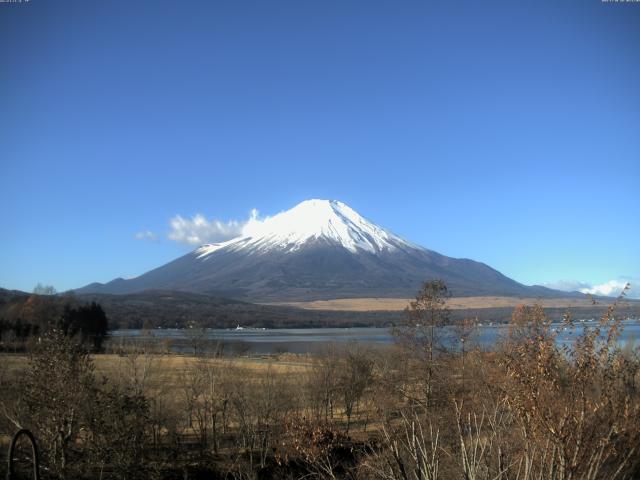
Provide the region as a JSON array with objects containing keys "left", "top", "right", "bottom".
[
  {"left": 77, "top": 199, "right": 568, "bottom": 301},
  {"left": 195, "top": 199, "right": 414, "bottom": 258}
]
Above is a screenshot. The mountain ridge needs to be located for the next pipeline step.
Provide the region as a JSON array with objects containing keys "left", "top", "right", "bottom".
[{"left": 76, "top": 199, "right": 579, "bottom": 301}]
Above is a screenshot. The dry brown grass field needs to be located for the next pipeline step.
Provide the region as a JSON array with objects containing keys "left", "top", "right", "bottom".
[
  {"left": 0, "top": 352, "right": 317, "bottom": 450},
  {"left": 266, "top": 295, "right": 611, "bottom": 311},
  {"left": 0, "top": 352, "right": 313, "bottom": 382}
]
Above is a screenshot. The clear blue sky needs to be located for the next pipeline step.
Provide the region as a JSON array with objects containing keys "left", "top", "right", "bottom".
[{"left": 1, "top": 0, "right": 639, "bottom": 295}]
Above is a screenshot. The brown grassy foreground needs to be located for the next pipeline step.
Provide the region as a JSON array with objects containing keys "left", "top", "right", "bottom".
[
  {"left": 1, "top": 288, "right": 639, "bottom": 479},
  {"left": 0, "top": 352, "right": 312, "bottom": 390}
]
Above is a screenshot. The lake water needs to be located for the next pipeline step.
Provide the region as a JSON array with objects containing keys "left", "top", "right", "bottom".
[{"left": 110, "top": 319, "right": 640, "bottom": 354}]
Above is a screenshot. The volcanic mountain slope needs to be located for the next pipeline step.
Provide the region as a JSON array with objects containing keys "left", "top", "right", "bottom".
[{"left": 77, "top": 199, "right": 569, "bottom": 301}]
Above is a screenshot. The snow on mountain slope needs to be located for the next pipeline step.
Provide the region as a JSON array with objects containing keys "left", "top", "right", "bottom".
[
  {"left": 195, "top": 199, "right": 415, "bottom": 258},
  {"left": 76, "top": 199, "right": 573, "bottom": 301}
]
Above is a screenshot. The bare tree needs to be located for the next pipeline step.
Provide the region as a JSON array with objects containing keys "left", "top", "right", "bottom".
[
  {"left": 395, "top": 279, "right": 450, "bottom": 408},
  {"left": 179, "top": 359, "right": 205, "bottom": 433},
  {"left": 451, "top": 317, "right": 478, "bottom": 398},
  {"left": 198, "top": 356, "right": 228, "bottom": 453},
  {"left": 307, "top": 344, "right": 340, "bottom": 423},
  {"left": 33, "top": 283, "right": 57, "bottom": 295},
  {"left": 363, "top": 408, "right": 441, "bottom": 480},
  {"left": 337, "top": 344, "right": 374, "bottom": 433},
  {"left": 117, "top": 343, "right": 157, "bottom": 396},
  {"left": 184, "top": 321, "right": 207, "bottom": 356},
  {"left": 22, "top": 329, "right": 96, "bottom": 478}
]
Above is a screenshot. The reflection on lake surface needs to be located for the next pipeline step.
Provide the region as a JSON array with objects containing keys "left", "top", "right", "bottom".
[{"left": 110, "top": 319, "right": 640, "bottom": 354}]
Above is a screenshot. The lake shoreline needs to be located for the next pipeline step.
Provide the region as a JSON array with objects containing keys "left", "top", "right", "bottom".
[{"left": 107, "top": 319, "right": 640, "bottom": 355}]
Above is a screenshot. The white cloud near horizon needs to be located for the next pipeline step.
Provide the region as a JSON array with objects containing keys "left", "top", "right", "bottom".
[
  {"left": 134, "top": 230, "right": 158, "bottom": 242},
  {"left": 580, "top": 280, "right": 635, "bottom": 298},
  {"left": 168, "top": 209, "right": 260, "bottom": 245},
  {"left": 545, "top": 278, "right": 639, "bottom": 299}
]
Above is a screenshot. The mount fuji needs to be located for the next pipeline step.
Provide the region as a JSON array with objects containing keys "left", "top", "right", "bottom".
[{"left": 77, "top": 199, "right": 565, "bottom": 301}]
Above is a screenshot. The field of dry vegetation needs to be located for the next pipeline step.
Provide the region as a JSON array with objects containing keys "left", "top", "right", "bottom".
[
  {"left": 265, "top": 296, "right": 621, "bottom": 311},
  {"left": 1, "top": 282, "right": 639, "bottom": 480}
]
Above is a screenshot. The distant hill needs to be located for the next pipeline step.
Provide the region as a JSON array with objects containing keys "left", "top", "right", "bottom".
[
  {"left": 74, "top": 289, "right": 395, "bottom": 329},
  {"left": 76, "top": 290, "right": 640, "bottom": 329},
  {"left": 1, "top": 287, "right": 394, "bottom": 329},
  {"left": 76, "top": 199, "right": 578, "bottom": 301},
  {"left": 3, "top": 287, "right": 637, "bottom": 331}
]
